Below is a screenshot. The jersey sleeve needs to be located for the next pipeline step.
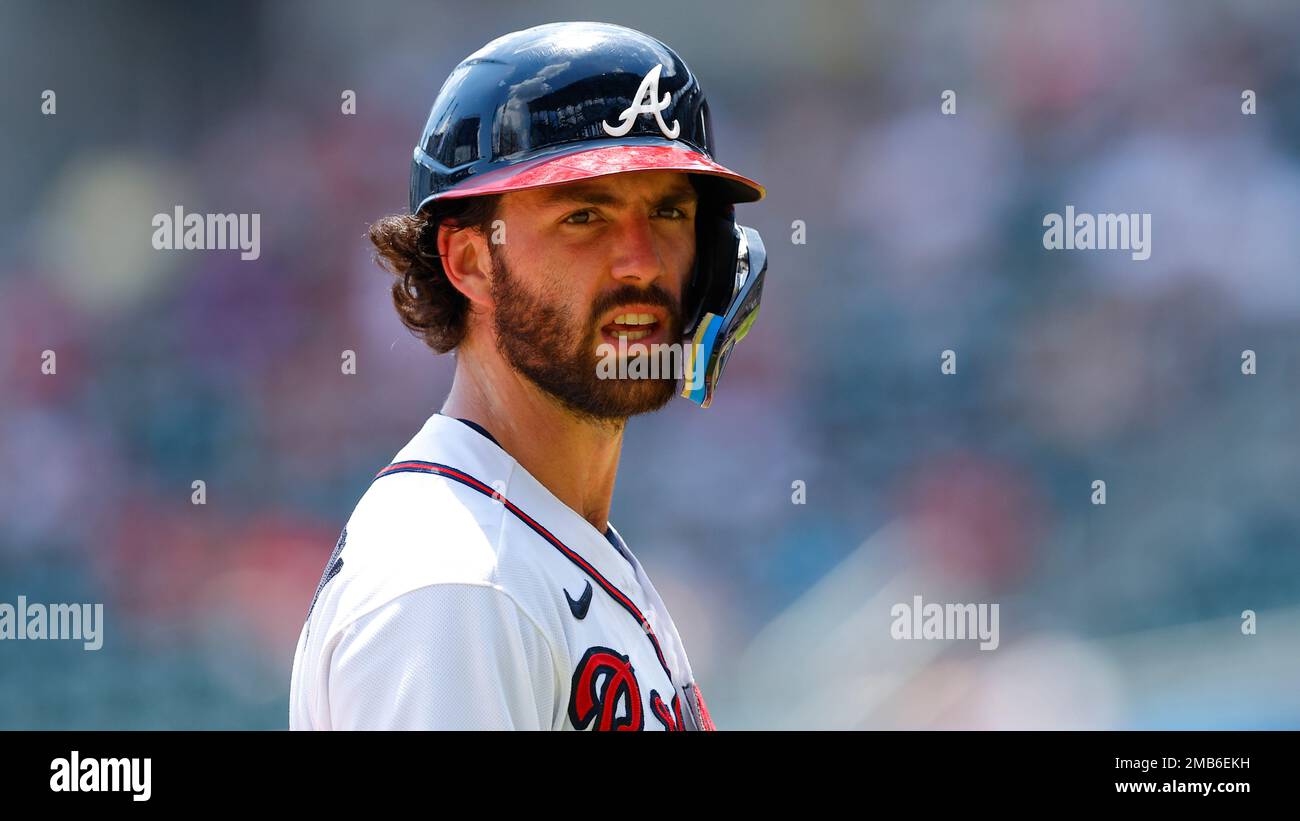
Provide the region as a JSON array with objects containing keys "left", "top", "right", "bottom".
[{"left": 325, "top": 583, "right": 560, "bottom": 730}]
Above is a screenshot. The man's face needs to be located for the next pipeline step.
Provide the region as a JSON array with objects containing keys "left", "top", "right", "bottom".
[{"left": 486, "top": 170, "right": 698, "bottom": 422}]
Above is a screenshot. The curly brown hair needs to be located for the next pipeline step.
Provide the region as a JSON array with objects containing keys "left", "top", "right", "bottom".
[{"left": 368, "top": 196, "right": 501, "bottom": 353}]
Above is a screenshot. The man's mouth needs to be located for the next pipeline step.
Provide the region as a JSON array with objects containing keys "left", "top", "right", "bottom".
[{"left": 599, "top": 308, "right": 669, "bottom": 346}]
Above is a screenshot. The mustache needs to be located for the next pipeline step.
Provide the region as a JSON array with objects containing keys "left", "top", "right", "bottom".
[{"left": 589, "top": 283, "right": 680, "bottom": 326}]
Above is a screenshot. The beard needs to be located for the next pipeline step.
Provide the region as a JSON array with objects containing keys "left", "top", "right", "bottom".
[{"left": 489, "top": 246, "right": 682, "bottom": 423}]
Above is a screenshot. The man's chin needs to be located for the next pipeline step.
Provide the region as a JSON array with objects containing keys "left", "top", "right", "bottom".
[{"left": 559, "top": 377, "right": 679, "bottom": 421}]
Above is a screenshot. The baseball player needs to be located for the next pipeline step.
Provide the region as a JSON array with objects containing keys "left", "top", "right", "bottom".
[{"left": 289, "top": 21, "right": 767, "bottom": 730}]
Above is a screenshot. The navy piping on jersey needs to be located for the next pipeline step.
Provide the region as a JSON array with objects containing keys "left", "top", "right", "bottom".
[
  {"left": 443, "top": 414, "right": 501, "bottom": 447},
  {"left": 442, "top": 413, "right": 629, "bottom": 567},
  {"left": 372, "top": 459, "right": 675, "bottom": 685}
]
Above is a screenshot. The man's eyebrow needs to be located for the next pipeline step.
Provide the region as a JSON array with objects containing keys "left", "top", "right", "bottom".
[
  {"left": 537, "top": 183, "right": 698, "bottom": 207},
  {"left": 655, "top": 187, "right": 699, "bottom": 206}
]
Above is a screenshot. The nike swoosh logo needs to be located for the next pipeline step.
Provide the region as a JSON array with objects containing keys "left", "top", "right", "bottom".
[{"left": 565, "top": 581, "right": 593, "bottom": 620}]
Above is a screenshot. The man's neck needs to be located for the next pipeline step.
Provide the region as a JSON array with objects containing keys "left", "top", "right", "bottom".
[{"left": 440, "top": 343, "right": 624, "bottom": 533}]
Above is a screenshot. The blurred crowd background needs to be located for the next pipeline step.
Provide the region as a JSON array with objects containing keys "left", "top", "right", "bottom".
[{"left": 2, "top": 0, "right": 1298, "bottom": 729}]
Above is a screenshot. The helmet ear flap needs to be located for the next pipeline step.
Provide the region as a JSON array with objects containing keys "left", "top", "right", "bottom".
[
  {"left": 681, "top": 224, "right": 766, "bottom": 408},
  {"left": 683, "top": 191, "right": 739, "bottom": 335}
]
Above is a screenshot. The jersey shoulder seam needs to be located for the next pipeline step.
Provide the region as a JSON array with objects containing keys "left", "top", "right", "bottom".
[{"left": 333, "top": 579, "right": 563, "bottom": 686}]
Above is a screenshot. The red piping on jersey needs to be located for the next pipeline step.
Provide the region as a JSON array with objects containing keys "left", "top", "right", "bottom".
[{"left": 373, "top": 460, "right": 675, "bottom": 684}]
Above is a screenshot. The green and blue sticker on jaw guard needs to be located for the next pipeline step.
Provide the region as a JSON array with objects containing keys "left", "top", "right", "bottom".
[{"left": 681, "top": 226, "right": 766, "bottom": 408}]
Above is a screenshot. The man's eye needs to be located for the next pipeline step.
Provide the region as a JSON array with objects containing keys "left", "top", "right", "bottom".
[
  {"left": 655, "top": 207, "right": 688, "bottom": 219},
  {"left": 563, "top": 210, "right": 595, "bottom": 224}
]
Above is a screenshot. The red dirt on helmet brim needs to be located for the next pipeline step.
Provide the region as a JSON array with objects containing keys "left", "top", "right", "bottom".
[{"left": 429, "top": 144, "right": 765, "bottom": 205}]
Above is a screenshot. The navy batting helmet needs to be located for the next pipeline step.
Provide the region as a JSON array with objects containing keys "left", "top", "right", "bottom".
[{"left": 409, "top": 21, "right": 768, "bottom": 408}]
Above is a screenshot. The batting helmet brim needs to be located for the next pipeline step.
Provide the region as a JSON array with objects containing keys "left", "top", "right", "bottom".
[{"left": 419, "top": 143, "right": 765, "bottom": 208}]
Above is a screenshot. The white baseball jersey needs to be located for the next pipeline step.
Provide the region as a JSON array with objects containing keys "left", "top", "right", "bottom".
[{"left": 289, "top": 412, "right": 715, "bottom": 730}]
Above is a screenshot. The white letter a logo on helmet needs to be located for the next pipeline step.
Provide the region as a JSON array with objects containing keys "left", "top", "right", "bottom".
[{"left": 602, "top": 64, "right": 681, "bottom": 139}]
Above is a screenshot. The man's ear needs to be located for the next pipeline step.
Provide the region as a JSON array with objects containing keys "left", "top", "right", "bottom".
[{"left": 438, "top": 221, "right": 494, "bottom": 309}]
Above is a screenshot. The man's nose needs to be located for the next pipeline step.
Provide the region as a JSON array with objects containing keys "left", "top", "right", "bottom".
[{"left": 608, "top": 214, "right": 666, "bottom": 285}]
